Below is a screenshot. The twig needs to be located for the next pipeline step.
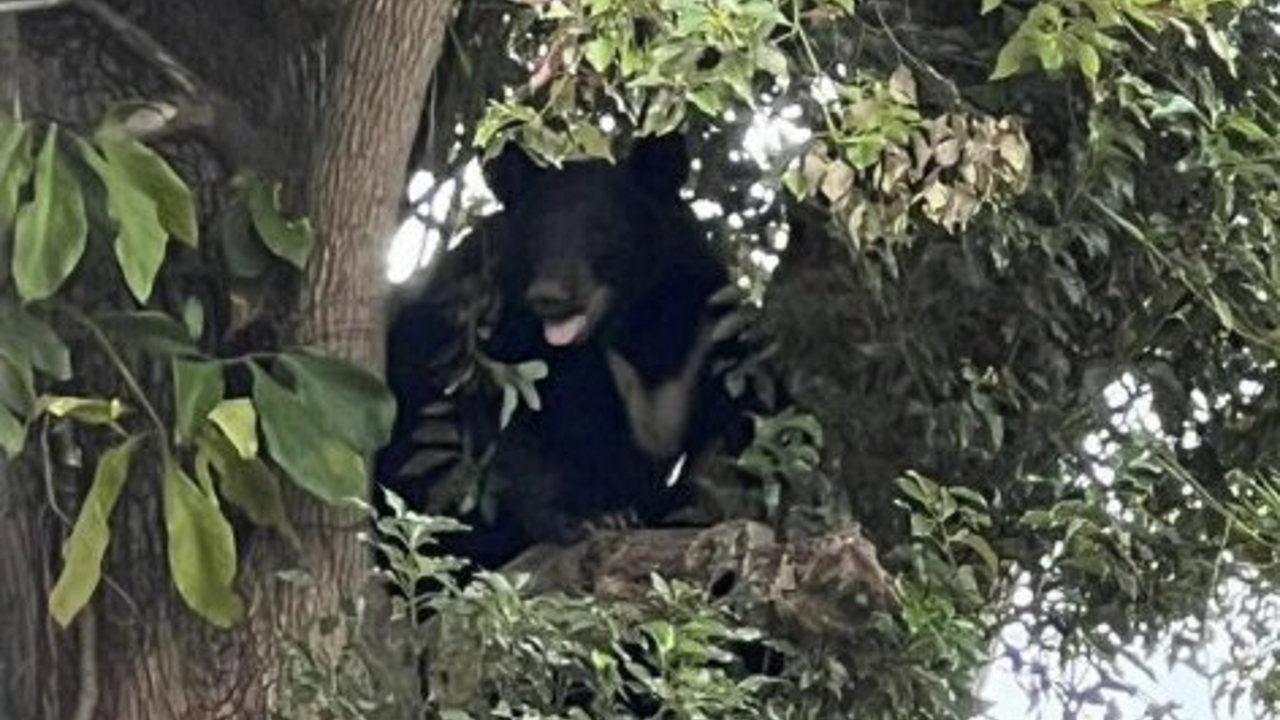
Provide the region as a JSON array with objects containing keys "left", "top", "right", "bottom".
[
  {"left": 0, "top": 0, "right": 201, "bottom": 94},
  {"left": 73, "top": 0, "right": 201, "bottom": 95},
  {"left": 1, "top": 0, "right": 284, "bottom": 172},
  {"left": 57, "top": 306, "right": 170, "bottom": 446},
  {"left": 869, "top": 3, "right": 970, "bottom": 112},
  {"left": 39, "top": 418, "right": 73, "bottom": 527},
  {"left": 0, "top": 0, "right": 67, "bottom": 12}
]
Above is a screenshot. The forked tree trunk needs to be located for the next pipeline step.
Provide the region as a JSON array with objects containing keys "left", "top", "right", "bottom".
[{"left": 0, "top": 2, "right": 453, "bottom": 718}]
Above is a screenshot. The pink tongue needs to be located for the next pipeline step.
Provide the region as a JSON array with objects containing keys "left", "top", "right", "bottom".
[{"left": 544, "top": 314, "right": 588, "bottom": 346}]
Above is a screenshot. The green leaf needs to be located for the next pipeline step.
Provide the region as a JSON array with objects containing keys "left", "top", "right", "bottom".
[
  {"left": 990, "top": 40, "right": 1029, "bottom": 81},
  {"left": 1203, "top": 24, "right": 1237, "bottom": 75},
  {"left": 951, "top": 530, "right": 1001, "bottom": 578},
  {"left": 172, "top": 359, "right": 224, "bottom": 444},
  {"left": 687, "top": 88, "right": 724, "bottom": 117},
  {"left": 163, "top": 457, "right": 244, "bottom": 628},
  {"left": 1077, "top": 43, "right": 1101, "bottom": 81},
  {"left": 97, "top": 310, "right": 199, "bottom": 357},
  {"left": 980, "top": 0, "right": 1003, "bottom": 14},
  {"left": 252, "top": 365, "right": 366, "bottom": 504},
  {"left": 0, "top": 404, "right": 24, "bottom": 458},
  {"left": 48, "top": 436, "right": 141, "bottom": 627},
  {"left": 583, "top": 37, "right": 615, "bottom": 73},
  {"left": 1149, "top": 92, "right": 1199, "bottom": 121},
  {"left": 245, "top": 176, "right": 314, "bottom": 269},
  {"left": 208, "top": 398, "right": 259, "bottom": 459},
  {"left": 0, "top": 303, "right": 72, "bottom": 380},
  {"left": 78, "top": 139, "right": 169, "bottom": 304},
  {"left": 0, "top": 120, "right": 33, "bottom": 225},
  {"left": 13, "top": 126, "right": 88, "bottom": 302},
  {"left": 197, "top": 429, "right": 298, "bottom": 547},
  {"left": 97, "top": 138, "right": 198, "bottom": 246},
  {"left": 279, "top": 352, "right": 396, "bottom": 453},
  {"left": 1035, "top": 36, "right": 1065, "bottom": 71},
  {"left": 0, "top": 353, "right": 36, "bottom": 417},
  {"left": 41, "top": 396, "right": 128, "bottom": 425}
]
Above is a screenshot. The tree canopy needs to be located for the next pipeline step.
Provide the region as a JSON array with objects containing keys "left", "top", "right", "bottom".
[
  {"left": 413, "top": 0, "right": 1280, "bottom": 716},
  {"left": 1, "top": 0, "right": 1278, "bottom": 718}
]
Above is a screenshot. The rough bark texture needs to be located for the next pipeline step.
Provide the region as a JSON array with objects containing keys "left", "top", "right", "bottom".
[
  {"left": 505, "top": 521, "right": 895, "bottom": 611},
  {"left": 0, "top": 2, "right": 454, "bottom": 718},
  {"left": 426, "top": 521, "right": 896, "bottom": 706},
  {"left": 304, "top": 0, "right": 455, "bottom": 368}
]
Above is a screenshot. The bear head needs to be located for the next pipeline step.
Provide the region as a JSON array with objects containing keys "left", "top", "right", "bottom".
[{"left": 485, "top": 135, "right": 692, "bottom": 349}]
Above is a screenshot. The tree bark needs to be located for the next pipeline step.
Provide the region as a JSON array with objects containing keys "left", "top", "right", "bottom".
[{"left": 0, "top": 2, "right": 455, "bottom": 718}]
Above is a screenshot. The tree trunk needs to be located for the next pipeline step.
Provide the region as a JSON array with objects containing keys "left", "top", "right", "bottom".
[{"left": 0, "top": 2, "right": 454, "bottom": 718}]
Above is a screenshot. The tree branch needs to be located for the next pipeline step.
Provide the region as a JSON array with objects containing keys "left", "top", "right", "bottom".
[
  {"left": 0, "top": 0, "right": 285, "bottom": 172},
  {"left": 504, "top": 520, "right": 897, "bottom": 633}
]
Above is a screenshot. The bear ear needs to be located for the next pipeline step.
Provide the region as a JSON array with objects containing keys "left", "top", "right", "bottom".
[
  {"left": 485, "top": 141, "right": 545, "bottom": 207},
  {"left": 626, "top": 134, "right": 689, "bottom": 198}
]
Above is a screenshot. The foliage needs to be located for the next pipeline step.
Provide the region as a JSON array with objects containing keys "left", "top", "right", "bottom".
[
  {"left": 0, "top": 115, "right": 394, "bottom": 627},
  {"left": 279, "top": 486, "right": 1003, "bottom": 720},
  {"left": 7, "top": 0, "right": 1280, "bottom": 717},
  {"left": 474, "top": 0, "right": 1032, "bottom": 246},
  {"left": 417, "top": 0, "right": 1280, "bottom": 716}
]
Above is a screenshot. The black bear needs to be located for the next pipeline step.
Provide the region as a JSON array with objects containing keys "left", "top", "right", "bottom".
[{"left": 378, "top": 135, "right": 736, "bottom": 568}]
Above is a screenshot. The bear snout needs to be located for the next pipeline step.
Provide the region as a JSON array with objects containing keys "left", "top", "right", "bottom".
[{"left": 525, "top": 278, "right": 581, "bottom": 320}]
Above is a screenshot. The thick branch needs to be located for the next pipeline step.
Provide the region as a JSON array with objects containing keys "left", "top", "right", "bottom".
[{"left": 504, "top": 520, "right": 897, "bottom": 632}]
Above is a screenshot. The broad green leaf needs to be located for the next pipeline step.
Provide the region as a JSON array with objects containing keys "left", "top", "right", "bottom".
[
  {"left": 208, "top": 398, "right": 259, "bottom": 459},
  {"left": 97, "top": 310, "right": 198, "bottom": 357},
  {"left": 990, "top": 40, "right": 1029, "bottom": 81},
  {"left": 41, "top": 396, "right": 127, "bottom": 425},
  {"left": 98, "top": 138, "right": 198, "bottom": 246},
  {"left": 279, "top": 352, "right": 396, "bottom": 452},
  {"left": 163, "top": 457, "right": 244, "bottom": 627},
  {"left": 0, "top": 303, "right": 72, "bottom": 380},
  {"left": 948, "top": 486, "right": 990, "bottom": 510},
  {"left": 13, "top": 126, "right": 88, "bottom": 302},
  {"left": 172, "top": 359, "right": 224, "bottom": 444},
  {"left": 687, "top": 88, "right": 724, "bottom": 117},
  {"left": 78, "top": 139, "right": 169, "bottom": 304},
  {"left": 0, "top": 404, "right": 24, "bottom": 458},
  {"left": 980, "top": 0, "right": 1003, "bottom": 14},
  {"left": 0, "top": 120, "right": 32, "bottom": 225},
  {"left": 1149, "top": 93, "right": 1199, "bottom": 121},
  {"left": 245, "top": 176, "right": 314, "bottom": 269},
  {"left": 583, "top": 37, "right": 614, "bottom": 73},
  {"left": 1203, "top": 24, "right": 1237, "bottom": 76},
  {"left": 48, "top": 436, "right": 141, "bottom": 626},
  {"left": 896, "top": 472, "right": 940, "bottom": 508},
  {"left": 197, "top": 429, "right": 298, "bottom": 547},
  {"left": 0, "top": 353, "right": 35, "bottom": 417},
  {"left": 1077, "top": 44, "right": 1101, "bottom": 81},
  {"left": 1035, "top": 36, "right": 1065, "bottom": 71},
  {"left": 252, "top": 366, "right": 366, "bottom": 503}
]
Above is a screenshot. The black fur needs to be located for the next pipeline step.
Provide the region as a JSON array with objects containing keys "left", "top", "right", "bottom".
[{"left": 378, "top": 136, "right": 736, "bottom": 568}]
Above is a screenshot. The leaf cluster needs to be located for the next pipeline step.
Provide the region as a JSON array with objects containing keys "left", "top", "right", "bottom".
[{"left": 0, "top": 117, "right": 394, "bottom": 627}]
